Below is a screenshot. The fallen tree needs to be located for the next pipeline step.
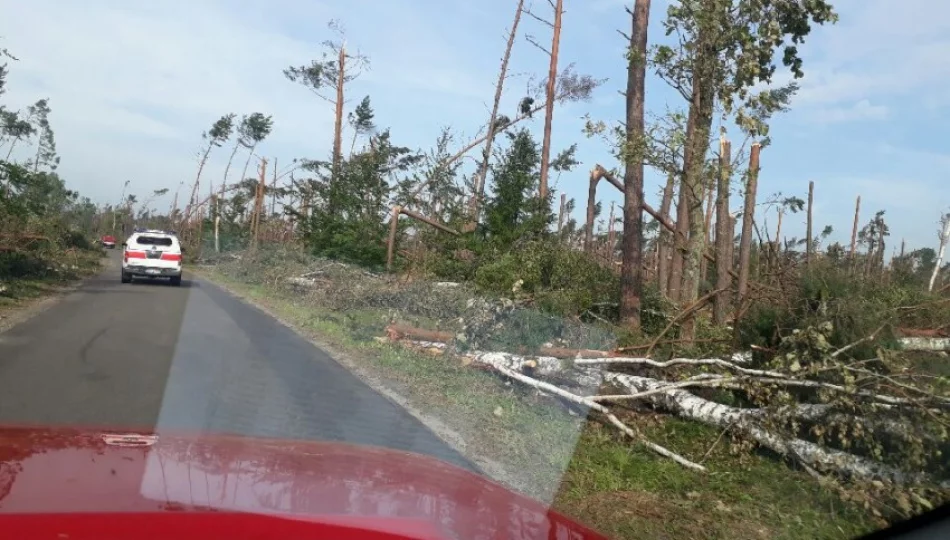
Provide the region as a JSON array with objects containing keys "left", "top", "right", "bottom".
[{"left": 385, "top": 322, "right": 950, "bottom": 507}]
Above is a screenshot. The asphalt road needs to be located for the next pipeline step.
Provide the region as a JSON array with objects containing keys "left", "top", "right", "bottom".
[{"left": 0, "top": 251, "right": 476, "bottom": 472}]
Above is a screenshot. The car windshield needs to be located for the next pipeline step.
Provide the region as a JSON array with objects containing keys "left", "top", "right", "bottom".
[{"left": 1, "top": 2, "right": 948, "bottom": 540}]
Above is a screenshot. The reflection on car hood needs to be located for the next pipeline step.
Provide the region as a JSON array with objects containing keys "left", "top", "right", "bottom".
[{"left": 0, "top": 425, "right": 606, "bottom": 539}]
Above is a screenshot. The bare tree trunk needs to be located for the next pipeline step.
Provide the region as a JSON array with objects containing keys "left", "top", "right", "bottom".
[
  {"left": 196, "top": 206, "right": 205, "bottom": 259},
  {"left": 386, "top": 205, "right": 401, "bottom": 271},
  {"left": 849, "top": 195, "right": 861, "bottom": 261},
  {"left": 557, "top": 193, "right": 567, "bottom": 233},
  {"left": 239, "top": 144, "right": 258, "bottom": 188},
  {"left": 806, "top": 180, "right": 814, "bottom": 265},
  {"left": 774, "top": 208, "right": 783, "bottom": 266},
  {"left": 332, "top": 44, "right": 346, "bottom": 182},
  {"left": 668, "top": 182, "right": 688, "bottom": 302},
  {"left": 222, "top": 141, "right": 242, "bottom": 198},
  {"left": 471, "top": 0, "right": 525, "bottom": 218},
  {"left": 712, "top": 138, "right": 732, "bottom": 325},
  {"left": 619, "top": 0, "right": 651, "bottom": 328},
  {"left": 679, "top": 57, "right": 717, "bottom": 341},
  {"left": 928, "top": 214, "right": 950, "bottom": 292},
  {"left": 606, "top": 201, "right": 616, "bottom": 263},
  {"left": 270, "top": 157, "right": 278, "bottom": 218},
  {"left": 700, "top": 173, "right": 716, "bottom": 282},
  {"left": 727, "top": 215, "right": 737, "bottom": 279},
  {"left": 656, "top": 173, "right": 675, "bottom": 296},
  {"left": 250, "top": 158, "right": 267, "bottom": 250},
  {"left": 214, "top": 199, "right": 220, "bottom": 254},
  {"left": 537, "top": 0, "right": 563, "bottom": 202},
  {"left": 584, "top": 169, "right": 599, "bottom": 253},
  {"left": 876, "top": 226, "right": 886, "bottom": 277},
  {"left": 184, "top": 145, "right": 213, "bottom": 226},
  {"left": 4, "top": 139, "right": 16, "bottom": 161},
  {"left": 736, "top": 143, "right": 761, "bottom": 310}
]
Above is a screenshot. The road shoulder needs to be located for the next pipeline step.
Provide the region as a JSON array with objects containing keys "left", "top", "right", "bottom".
[{"left": 192, "top": 265, "right": 563, "bottom": 502}]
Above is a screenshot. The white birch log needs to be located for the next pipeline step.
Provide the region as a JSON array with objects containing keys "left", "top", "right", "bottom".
[{"left": 393, "top": 339, "right": 947, "bottom": 485}]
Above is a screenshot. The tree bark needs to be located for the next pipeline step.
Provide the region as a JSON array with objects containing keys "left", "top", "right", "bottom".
[
  {"left": 736, "top": 143, "right": 761, "bottom": 310},
  {"left": 668, "top": 179, "right": 688, "bottom": 302},
  {"left": 928, "top": 215, "right": 950, "bottom": 292},
  {"left": 678, "top": 49, "right": 717, "bottom": 341},
  {"left": 255, "top": 159, "right": 268, "bottom": 248},
  {"left": 557, "top": 193, "right": 567, "bottom": 233},
  {"left": 656, "top": 173, "right": 676, "bottom": 296},
  {"left": 471, "top": 0, "right": 525, "bottom": 218},
  {"left": 849, "top": 195, "right": 861, "bottom": 261},
  {"left": 222, "top": 141, "right": 242, "bottom": 198},
  {"left": 606, "top": 201, "right": 616, "bottom": 263},
  {"left": 386, "top": 205, "right": 401, "bottom": 272},
  {"left": 537, "top": 0, "right": 563, "bottom": 202},
  {"left": 332, "top": 43, "right": 346, "bottom": 182},
  {"left": 712, "top": 137, "right": 732, "bottom": 325},
  {"left": 774, "top": 208, "right": 783, "bottom": 266},
  {"left": 183, "top": 145, "right": 213, "bottom": 227},
  {"left": 806, "top": 180, "right": 814, "bottom": 265},
  {"left": 700, "top": 171, "right": 715, "bottom": 282},
  {"left": 584, "top": 169, "right": 599, "bottom": 253},
  {"left": 619, "top": 0, "right": 651, "bottom": 328}
]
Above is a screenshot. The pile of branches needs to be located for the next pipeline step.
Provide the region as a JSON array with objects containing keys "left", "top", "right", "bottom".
[{"left": 385, "top": 319, "right": 950, "bottom": 520}]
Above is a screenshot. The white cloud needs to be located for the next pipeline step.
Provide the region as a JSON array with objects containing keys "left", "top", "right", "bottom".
[
  {"left": 793, "top": 0, "right": 950, "bottom": 108},
  {"left": 0, "top": 0, "right": 496, "bottom": 204},
  {"left": 806, "top": 99, "right": 888, "bottom": 124}
]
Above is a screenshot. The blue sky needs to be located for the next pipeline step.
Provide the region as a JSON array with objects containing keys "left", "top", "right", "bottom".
[{"left": 1, "top": 0, "right": 948, "bottom": 252}]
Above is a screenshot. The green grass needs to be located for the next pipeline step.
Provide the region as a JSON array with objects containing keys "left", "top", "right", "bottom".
[{"left": 197, "top": 266, "right": 878, "bottom": 540}]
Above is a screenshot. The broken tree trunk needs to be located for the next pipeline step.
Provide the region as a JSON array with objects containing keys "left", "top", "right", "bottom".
[
  {"left": 471, "top": 0, "right": 525, "bottom": 219},
  {"left": 850, "top": 195, "right": 861, "bottom": 262},
  {"left": 250, "top": 158, "right": 267, "bottom": 250},
  {"left": 584, "top": 168, "right": 600, "bottom": 253},
  {"left": 606, "top": 202, "right": 616, "bottom": 262},
  {"left": 736, "top": 144, "right": 760, "bottom": 310},
  {"left": 558, "top": 193, "right": 567, "bottom": 233},
  {"left": 395, "top": 338, "right": 935, "bottom": 485},
  {"left": 713, "top": 137, "right": 732, "bottom": 325},
  {"left": 385, "top": 206, "right": 460, "bottom": 271},
  {"left": 332, "top": 42, "right": 346, "bottom": 182},
  {"left": 386, "top": 205, "right": 401, "bottom": 271},
  {"left": 668, "top": 176, "right": 688, "bottom": 303},
  {"left": 656, "top": 173, "right": 675, "bottom": 296},
  {"left": 537, "top": 0, "right": 564, "bottom": 203},
  {"left": 929, "top": 214, "right": 950, "bottom": 292},
  {"left": 806, "top": 180, "right": 814, "bottom": 265}
]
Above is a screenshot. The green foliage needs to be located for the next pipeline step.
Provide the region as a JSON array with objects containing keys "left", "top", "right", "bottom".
[
  {"left": 205, "top": 113, "right": 236, "bottom": 148},
  {"left": 653, "top": 0, "right": 837, "bottom": 133},
  {"left": 237, "top": 112, "right": 273, "bottom": 147},
  {"left": 283, "top": 21, "right": 368, "bottom": 100},
  {"left": 348, "top": 96, "right": 375, "bottom": 143},
  {"left": 738, "top": 259, "right": 950, "bottom": 358},
  {"left": 474, "top": 240, "right": 619, "bottom": 318},
  {"left": 298, "top": 130, "right": 421, "bottom": 267},
  {"left": 483, "top": 129, "right": 552, "bottom": 249}
]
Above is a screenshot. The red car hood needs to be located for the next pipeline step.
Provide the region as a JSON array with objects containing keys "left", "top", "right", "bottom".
[{"left": 0, "top": 425, "right": 606, "bottom": 539}]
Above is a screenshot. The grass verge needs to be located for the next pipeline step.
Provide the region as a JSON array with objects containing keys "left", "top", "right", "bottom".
[
  {"left": 0, "top": 249, "right": 103, "bottom": 319},
  {"left": 196, "top": 265, "right": 876, "bottom": 540}
]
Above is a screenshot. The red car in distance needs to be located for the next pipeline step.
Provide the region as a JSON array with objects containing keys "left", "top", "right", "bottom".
[
  {"left": 0, "top": 425, "right": 608, "bottom": 540},
  {"left": 101, "top": 235, "right": 117, "bottom": 249}
]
